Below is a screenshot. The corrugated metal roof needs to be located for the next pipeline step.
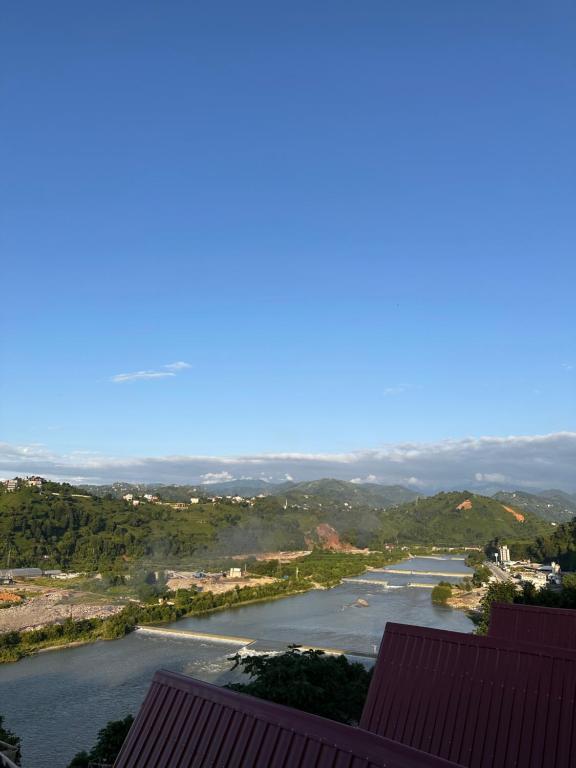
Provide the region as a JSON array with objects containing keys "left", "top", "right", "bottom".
[
  {"left": 114, "top": 669, "right": 459, "bottom": 768},
  {"left": 360, "top": 622, "right": 576, "bottom": 768},
  {"left": 489, "top": 601, "right": 576, "bottom": 650}
]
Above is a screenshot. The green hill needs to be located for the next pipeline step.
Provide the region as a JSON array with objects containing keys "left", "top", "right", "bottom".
[
  {"left": 493, "top": 490, "right": 576, "bottom": 523},
  {"left": 281, "top": 479, "right": 419, "bottom": 508},
  {"left": 0, "top": 482, "right": 552, "bottom": 571},
  {"left": 378, "top": 491, "right": 551, "bottom": 547}
]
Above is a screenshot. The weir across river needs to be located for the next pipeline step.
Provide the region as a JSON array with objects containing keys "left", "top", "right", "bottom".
[
  {"left": 134, "top": 626, "right": 375, "bottom": 659},
  {"left": 373, "top": 568, "right": 468, "bottom": 578}
]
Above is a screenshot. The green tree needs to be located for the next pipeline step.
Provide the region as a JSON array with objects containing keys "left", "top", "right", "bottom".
[
  {"left": 431, "top": 583, "right": 452, "bottom": 604},
  {"left": 67, "top": 715, "right": 133, "bottom": 768},
  {"left": 472, "top": 565, "right": 492, "bottom": 587},
  {"left": 226, "top": 646, "right": 372, "bottom": 725},
  {"left": 474, "top": 581, "right": 517, "bottom": 635},
  {"left": 0, "top": 714, "right": 21, "bottom": 765}
]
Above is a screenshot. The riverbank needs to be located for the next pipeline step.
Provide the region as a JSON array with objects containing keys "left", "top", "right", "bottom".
[
  {"left": 1, "top": 550, "right": 406, "bottom": 664},
  {"left": 0, "top": 556, "right": 475, "bottom": 768},
  {"left": 446, "top": 585, "right": 484, "bottom": 614}
]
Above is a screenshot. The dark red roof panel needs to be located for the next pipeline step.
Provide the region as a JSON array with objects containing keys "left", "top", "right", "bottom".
[
  {"left": 489, "top": 601, "right": 576, "bottom": 650},
  {"left": 360, "top": 622, "right": 576, "bottom": 768},
  {"left": 114, "top": 669, "right": 460, "bottom": 768}
]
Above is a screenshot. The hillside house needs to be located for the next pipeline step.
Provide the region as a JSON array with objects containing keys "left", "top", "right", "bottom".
[{"left": 26, "top": 475, "right": 44, "bottom": 488}]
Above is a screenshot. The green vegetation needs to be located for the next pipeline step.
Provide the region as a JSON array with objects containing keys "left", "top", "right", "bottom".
[
  {"left": 471, "top": 564, "right": 492, "bottom": 587},
  {"left": 67, "top": 715, "right": 133, "bottom": 768},
  {"left": 0, "top": 578, "right": 309, "bottom": 663},
  {"left": 0, "top": 551, "right": 403, "bottom": 664},
  {"left": 456, "top": 577, "right": 473, "bottom": 592},
  {"left": 249, "top": 550, "right": 403, "bottom": 587},
  {"left": 0, "top": 714, "right": 21, "bottom": 765},
  {"left": 227, "top": 646, "right": 372, "bottom": 725},
  {"left": 528, "top": 519, "right": 576, "bottom": 571},
  {"left": 493, "top": 490, "right": 576, "bottom": 524},
  {"left": 431, "top": 582, "right": 452, "bottom": 604},
  {"left": 378, "top": 492, "right": 548, "bottom": 547},
  {"left": 0, "top": 482, "right": 551, "bottom": 575},
  {"left": 475, "top": 576, "right": 576, "bottom": 636},
  {"left": 474, "top": 581, "right": 518, "bottom": 634}
]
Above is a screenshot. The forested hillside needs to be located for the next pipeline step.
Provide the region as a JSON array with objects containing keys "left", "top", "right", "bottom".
[
  {"left": 493, "top": 490, "right": 576, "bottom": 523},
  {"left": 81, "top": 478, "right": 419, "bottom": 506},
  {"left": 528, "top": 519, "right": 576, "bottom": 570},
  {"left": 380, "top": 491, "right": 550, "bottom": 546},
  {"left": 0, "top": 482, "right": 551, "bottom": 571}
]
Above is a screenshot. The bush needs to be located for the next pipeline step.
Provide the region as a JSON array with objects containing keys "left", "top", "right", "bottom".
[
  {"left": 0, "top": 714, "right": 21, "bottom": 764},
  {"left": 474, "top": 581, "right": 517, "bottom": 634},
  {"left": 67, "top": 715, "right": 133, "bottom": 767},
  {"left": 226, "top": 646, "right": 372, "bottom": 725},
  {"left": 472, "top": 565, "right": 492, "bottom": 587},
  {"left": 431, "top": 584, "right": 452, "bottom": 604}
]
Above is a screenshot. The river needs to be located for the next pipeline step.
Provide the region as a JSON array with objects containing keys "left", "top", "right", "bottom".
[{"left": 0, "top": 556, "right": 473, "bottom": 767}]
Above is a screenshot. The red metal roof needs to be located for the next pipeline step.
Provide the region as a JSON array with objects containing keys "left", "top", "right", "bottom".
[
  {"left": 360, "top": 622, "right": 576, "bottom": 768},
  {"left": 114, "top": 669, "right": 460, "bottom": 768},
  {"left": 489, "top": 601, "right": 576, "bottom": 650}
]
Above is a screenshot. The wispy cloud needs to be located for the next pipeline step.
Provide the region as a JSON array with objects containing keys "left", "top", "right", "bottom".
[
  {"left": 1, "top": 433, "right": 575, "bottom": 491},
  {"left": 383, "top": 386, "right": 409, "bottom": 396},
  {"left": 110, "top": 361, "right": 191, "bottom": 383},
  {"left": 383, "top": 384, "right": 420, "bottom": 396},
  {"left": 562, "top": 363, "right": 574, "bottom": 371},
  {"left": 111, "top": 370, "right": 176, "bottom": 383}
]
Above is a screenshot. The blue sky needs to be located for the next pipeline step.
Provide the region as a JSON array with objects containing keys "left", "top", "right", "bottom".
[{"left": 1, "top": 2, "right": 575, "bottom": 486}]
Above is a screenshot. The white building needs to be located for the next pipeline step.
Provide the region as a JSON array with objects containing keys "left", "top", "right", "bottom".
[
  {"left": 190, "top": 497, "right": 200, "bottom": 504},
  {"left": 5, "top": 479, "right": 19, "bottom": 492},
  {"left": 228, "top": 568, "right": 242, "bottom": 579},
  {"left": 26, "top": 476, "right": 44, "bottom": 488},
  {"left": 122, "top": 493, "right": 134, "bottom": 502},
  {"left": 498, "top": 545, "right": 511, "bottom": 564}
]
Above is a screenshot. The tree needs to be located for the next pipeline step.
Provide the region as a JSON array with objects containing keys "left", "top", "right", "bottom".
[
  {"left": 431, "top": 583, "right": 452, "bottom": 604},
  {"left": 474, "top": 581, "right": 517, "bottom": 635},
  {"left": 472, "top": 565, "right": 492, "bottom": 587},
  {"left": 67, "top": 715, "right": 133, "bottom": 768},
  {"left": 226, "top": 646, "right": 372, "bottom": 725},
  {"left": 0, "top": 714, "right": 21, "bottom": 765}
]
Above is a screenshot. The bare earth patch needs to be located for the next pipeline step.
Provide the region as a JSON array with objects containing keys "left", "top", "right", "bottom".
[
  {"left": 166, "top": 574, "right": 277, "bottom": 594},
  {"left": 446, "top": 586, "right": 485, "bottom": 612},
  {"left": 0, "top": 589, "right": 124, "bottom": 634}
]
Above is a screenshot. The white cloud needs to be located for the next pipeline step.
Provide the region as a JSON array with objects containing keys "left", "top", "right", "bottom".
[
  {"left": 383, "top": 386, "right": 408, "bottom": 396},
  {"left": 111, "top": 371, "right": 176, "bottom": 383},
  {"left": 200, "top": 471, "right": 235, "bottom": 484},
  {"left": 350, "top": 474, "right": 378, "bottom": 484},
  {"left": 1, "top": 433, "right": 575, "bottom": 491},
  {"left": 562, "top": 363, "right": 574, "bottom": 371},
  {"left": 404, "top": 476, "right": 425, "bottom": 487},
  {"left": 110, "top": 361, "right": 191, "bottom": 382},
  {"left": 475, "top": 472, "right": 507, "bottom": 483}
]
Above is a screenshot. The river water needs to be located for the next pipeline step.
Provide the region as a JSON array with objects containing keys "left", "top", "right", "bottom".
[{"left": 0, "top": 557, "right": 473, "bottom": 767}]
